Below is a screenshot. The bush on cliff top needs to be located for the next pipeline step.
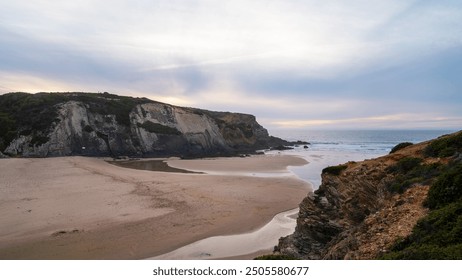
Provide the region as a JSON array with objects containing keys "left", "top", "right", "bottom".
[
  {"left": 322, "top": 164, "right": 347, "bottom": 176},
  {"left": 390, "top": 142, "right": 413, "bottom": 154}
]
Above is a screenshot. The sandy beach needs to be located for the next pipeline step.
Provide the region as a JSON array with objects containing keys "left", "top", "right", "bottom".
[{"left": 0, "top": 155, "right": 310, "bottom": 259}]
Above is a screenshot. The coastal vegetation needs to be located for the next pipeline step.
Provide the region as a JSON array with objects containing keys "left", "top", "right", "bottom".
[
  {"left": 424, "top": 132, "right": 462, "bottom": 157},
  {"left": 137, "top": 121, "right": 181, "bottom": 135},
  {"left": 322, "top": 164, "right": 347, "bottom": 175},
  {"left": 389, "top": 142, "right": 413, "bottom": 154},
  {"left": 255, "top": 254, "right": 299, "bottom": 260},
  {"left": 385, "top": 157, "right": 441, "bottom": 194},
  {"left": 381, "top": 132, "right": 462, "bottom": 259},
  {"left": 276, "top": 131, "right": 462, "bottom": 260}
]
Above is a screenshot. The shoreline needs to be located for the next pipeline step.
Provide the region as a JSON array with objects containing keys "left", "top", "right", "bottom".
[{"left": 0, "top": 155, "right": 310, "bottom": 259}]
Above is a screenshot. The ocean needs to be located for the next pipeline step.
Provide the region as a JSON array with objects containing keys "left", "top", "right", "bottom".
[
  {"left": 267, "top": 129, "right": 457, "bottom": 189},
  {"left": 270, "top": 129, "right": 456, "bottom": 154}
]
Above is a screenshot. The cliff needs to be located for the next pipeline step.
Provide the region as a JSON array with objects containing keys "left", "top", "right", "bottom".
[
  {"left": 276, "top": 131, "right": 462, "bottom": 259},
  {"left": 0, "top": 92, "right": 286, "bottom": 158}
]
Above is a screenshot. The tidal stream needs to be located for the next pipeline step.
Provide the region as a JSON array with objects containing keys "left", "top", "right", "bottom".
[{"left": 148, "top": 208, "right": 299, "bottom": 260}]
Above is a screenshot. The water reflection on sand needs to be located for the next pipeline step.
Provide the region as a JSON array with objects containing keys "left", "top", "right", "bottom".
[{"left": 149, "top": 208, "right": 298, "bottom": 260}]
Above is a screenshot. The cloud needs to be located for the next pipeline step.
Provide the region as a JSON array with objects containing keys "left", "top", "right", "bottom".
[
  {"left": 1, "top": 0, "right": 461, "bottom": 129},
  {"left": 270, "top": 114, "right": 462, "bottom": 130},
  {"left": 1, "top": 0, "right": 421, "bottom": 77},
  {"left": 0, "top": 71, "right": 90, "bottom": 93}
]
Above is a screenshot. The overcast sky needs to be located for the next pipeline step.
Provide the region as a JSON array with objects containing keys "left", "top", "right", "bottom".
[{"left": 1, "top": 0, "right": 461, "bottom": 130}]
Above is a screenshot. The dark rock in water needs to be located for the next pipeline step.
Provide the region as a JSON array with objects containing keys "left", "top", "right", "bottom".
[
  {"left": 303, "top": 145, "right": 309, "bottom": 149},
  {"left": 294, "top": 140, "right": 310, "bottom": 145},
  {"left": 0, "top": 92, "right": 290, "bottom": 158},
  {"left": 270, "top": 145, "right": 294, "bottom": 151}
]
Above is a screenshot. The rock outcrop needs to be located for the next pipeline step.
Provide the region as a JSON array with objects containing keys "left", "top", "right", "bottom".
[
  {"left": 0, "top": 92, "right": 287, "bottom": 157},
  {"left": 276, "top": 133, "right": 461, "bottom": 259}
]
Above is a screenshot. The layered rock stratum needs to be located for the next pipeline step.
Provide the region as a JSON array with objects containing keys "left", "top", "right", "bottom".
[{"left": 0, "top": 92, "right": 286, "bottom": 157}]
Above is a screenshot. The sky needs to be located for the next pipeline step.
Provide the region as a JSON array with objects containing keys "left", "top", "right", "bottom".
[{"left": 1, "top": 0, "right": 461, "bottom": 130}]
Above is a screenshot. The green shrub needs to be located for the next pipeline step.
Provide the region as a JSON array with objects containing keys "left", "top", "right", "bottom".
[
  {"left": 0, "top": 112, "right": 16, "bottom": 151},
  {"left": 137, "top": 121, "right": 181, "bottom": 135},
  {"left": 387, "top": 177, "right": 421, "bottom": 194},
  {"left": 387, "top": 157, "right": 423, "bottom": 174},
  {"left": 424, "top": 164, "right": 462, "bottom": 209},
  {"left": 322, "top": 164, "right": 347, "bottom": 175},
  {"left": 381, "top": 200, "right": 462, "bottom": 259},
  {"left": 381, "top": 162, "right": 462, "bottom": 259},
  {"left": 390, "top": 142, "right": 413, "bottom": 154},
  {"left": 379, "top": 132, "right": 462, "bottom": 259},
  {"left": 386, "top": 158, "right": 442, "bottom": 194},
  {"left": 382, "top": 244, "right": 462, "bottom": 260},
  {"left": 30, "top": 134, "right": 50, "bottom": 146},
  {"left": 254, "top": 254, "right": 299, "bottom": 260},
  {"left": 425, "top": 132, "right": 462, "bottom": 158}
]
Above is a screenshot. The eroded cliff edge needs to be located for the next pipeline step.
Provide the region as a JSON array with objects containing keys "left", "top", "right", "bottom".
[
  {"left": 276, "top": 131, "right": 462, "bottom": 259},
  {"left": 0, "top": 92, "right": 287, "bottom": 158}
]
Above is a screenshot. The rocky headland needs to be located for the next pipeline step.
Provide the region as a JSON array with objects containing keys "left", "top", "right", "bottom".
[
  {"left": 275, "top": 131, "right": 462, "bottom": 259},
  {"left": 0, "top": 92, "right": 288, "bottom": 158}
]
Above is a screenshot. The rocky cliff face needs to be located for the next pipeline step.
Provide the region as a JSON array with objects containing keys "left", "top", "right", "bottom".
[
  {"left": 0, "top": 92, "right": 286, "bottom": 157},
  {"left": 276, "top": 133, "right": 462, "bottom": 259}
]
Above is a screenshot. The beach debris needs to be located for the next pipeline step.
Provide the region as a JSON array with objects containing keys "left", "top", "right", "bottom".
[{"left": 51, "top": 229, "right": 82, "bottom": 237}]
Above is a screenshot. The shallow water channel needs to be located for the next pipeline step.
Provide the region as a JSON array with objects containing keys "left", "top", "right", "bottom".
[
  {"left": 149, "top": 208, "right": 299, "bottom": 260},
  {"left": 109, "top": 159, "right": 200, "bottom": 174}
]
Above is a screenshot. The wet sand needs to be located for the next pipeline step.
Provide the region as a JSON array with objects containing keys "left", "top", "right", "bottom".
[
  {"left": 109, "top": 159, "right": 201, "bottom": 174},
  {"left": 149, "top": 208, "right": 299, "bottom": 260},
  {"left": 0, "top": 155, "right": 310, "bottom": 259}
]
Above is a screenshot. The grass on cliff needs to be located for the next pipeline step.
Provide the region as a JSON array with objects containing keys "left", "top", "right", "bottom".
[
  {"left": 381, "top": 133, "right": 462, "bottom": 260},
  {"left": 386, "top": 157, "right": 442, "bottom": 194},
  {"left": 137, "top": 121, "right": 181, "bottom": 135}
]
